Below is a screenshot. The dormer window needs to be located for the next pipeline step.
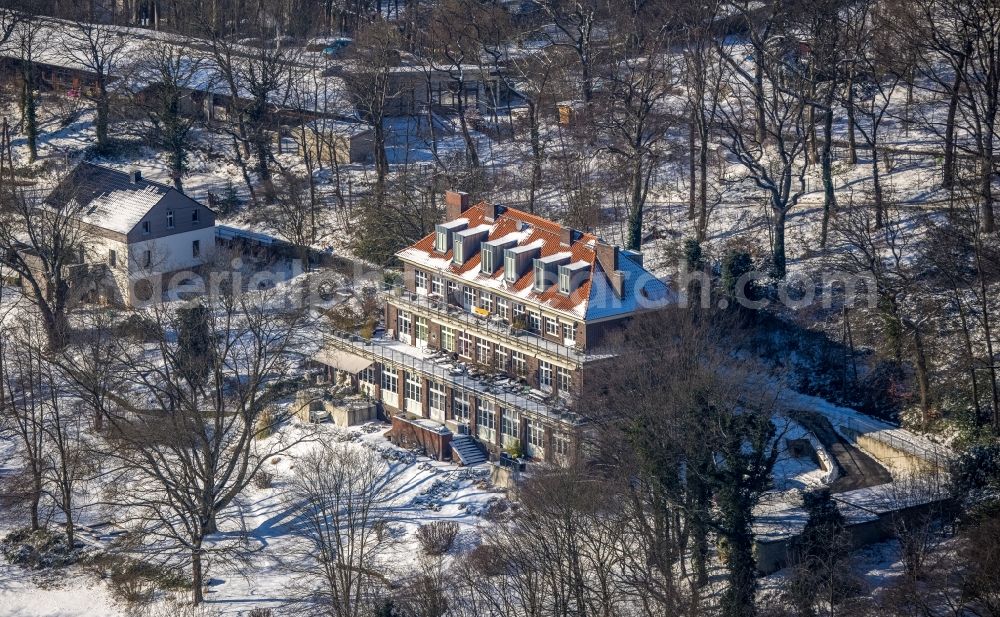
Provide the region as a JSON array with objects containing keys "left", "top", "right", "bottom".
[
  {"left": 453, "top": 235, "right": 464, "bottom": 265},
  {"left": 481, "top": 246, "right": 494, "bottom": 275},
  {"left": 166, "top": 210, "right": 175, "bottom": 228},
  {"left": 558, "top": 267, "right": 571, "bottom": 294},
  {"left": 504, "top": 251, "right": 517, "bottom": 282},
  {"left": 533, "top": 261, "right": 546, "bottom": 291},
  {"left": 142, "top": 220, "right": 150, "bottom": 234},
  {"left": 435, "top": 228, "right": 448, "bottom": 252}
]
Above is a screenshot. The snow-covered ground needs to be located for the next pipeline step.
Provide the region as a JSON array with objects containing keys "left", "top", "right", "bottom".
[{"left": 0, "top": 420, "right": 504, "bottom": 616}]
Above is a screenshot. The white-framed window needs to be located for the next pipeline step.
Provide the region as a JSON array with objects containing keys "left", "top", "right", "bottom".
[
  {"left": 441, "top": 326, "right": 456, "bottom": 352},
  {"left": 415, "top": 270, "right": 428, "bottom": 293},
  {"left": 415, "top": 316, "right": 429, "bottom": 343},
  {"left": 481, "top": 247, "right": 494, "bottom": 274},
  {"left": 476, "top": 339, "right": 490, "bottom": 364},
  {"left": 513, "top": 303, "right": 526, "bottom": 321},
  {"left": 545, "top": 317, "right": 559, "bottom": 336},
  {"left": 166, "top": 210, "right": 174, "bottom": 228},
  {"left": 453, "top": 391, "right": 471, "bottom": 423},
  {"left": 496, "top": 296, "right": 509, "bottom": 319},
  {"left": 428, "top": 381, "right": 446, "bottom": 415},
  {"left": 558, "top": 367, "right": 573, "bottom": 393},
  {"left": 494, "top": 347, "right": 508, "bottom": 371},
  {"left": 501, "top": 408, "right": 519, "bottom": 438},
  {"left": 360, "top": 366, "right": 377, "bottom": 384},
  {"left": 447, "top": 281, "right": 459, "bottom": 303},
  {"left": 381, "top": 370, "right": 398, "bottom": 394},
  {"left": 562, "top": 322, "right": 577, "bottom": 343},
  {"left": 404, "top": 372, "right": 422, "bottom": 403},
  {"left": 477, "top": 399, "right": 495, "bottom": 442},
  {"left": 398, "top": 312, "right": 412, "bottom": 337},
  {"left": 538, "top": 360, "right": 552, "bottom": 391},
  {"left": 480, "top": 292, "right": 493, "bottom": 312},
  {"left": 558, "top": 267, "right": 571, "bottom": 293},
  {"left": 555, "top": 432, "right": 571, "bottom": 456},
  {"left": 453, "top": 236, "right": 465, "bottom": 264},
  {"left": 463, "top": 286, "right": 475, "bottom": 309},
  {"left": 435, "top": 228, "right": 448, "bottom": 253},
  {"left": 458, "top": 331, "right": 473, "bottom": 357},
  {"left": 528, "top": 421, "right": 545, "bottom": 447},
  {"left": 504, "top": 251, "right": 517, "bottom": 282},
  {"left": 527, "top": 312, "right": 541, "bottom": 333},
  {"left": 533, "top": 262, "right": 546, "bottom": 291},
  {"left": 511, "top": 350, "right": 527, "bottom": 376},
  {"left": 431, "top": 277, "right": 443, "bottom": 296}
]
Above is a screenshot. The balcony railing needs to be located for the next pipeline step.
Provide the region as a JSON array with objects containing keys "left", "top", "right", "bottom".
[
  {"left": 322, "top": 329, "right": 581, "bottom": 426},
  {"left": 385, "top": 286, "right": 601, "bottom": 366}
]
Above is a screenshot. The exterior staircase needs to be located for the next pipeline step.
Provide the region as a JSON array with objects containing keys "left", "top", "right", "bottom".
[{"left": 451, "top": 435, "right": 487, "bottom": 466}]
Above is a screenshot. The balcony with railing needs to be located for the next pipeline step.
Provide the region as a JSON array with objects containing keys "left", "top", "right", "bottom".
[
  {"left": 385, "top": 286, "right": 609, "bottom": 366},
  {"left": 322, "top": 329, "right": 582, "bottom": 426}
]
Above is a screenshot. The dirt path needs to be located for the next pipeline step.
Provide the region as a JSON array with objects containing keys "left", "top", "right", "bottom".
[{"left": 790, "top": 411, "right": 893, "bottom": 493}]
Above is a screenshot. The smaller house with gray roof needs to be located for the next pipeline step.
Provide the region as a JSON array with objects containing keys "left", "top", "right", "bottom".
[{"left": 45, "top": 162, "right": 216, "bottom": 306}]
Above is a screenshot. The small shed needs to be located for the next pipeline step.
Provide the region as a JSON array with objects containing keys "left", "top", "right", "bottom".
[{"left": 295, "top": 119, "right": 374, "bottom": 166}]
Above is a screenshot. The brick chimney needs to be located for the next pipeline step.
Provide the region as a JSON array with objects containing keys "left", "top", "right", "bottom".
[
  {"left": 594, "top": 241, "right": 625, "bottom": 297},
  {"left": 445, "top": 190, "right": 471, "bottom": 220},
  {"left": 484, "top": 203, "right": 507, "bottom": 223},
  {"left": 560, "top": 226, "right": 579, "bottom": 247},
  {"left": 594, "top": 241, "right": 618, "bottom": 273}
]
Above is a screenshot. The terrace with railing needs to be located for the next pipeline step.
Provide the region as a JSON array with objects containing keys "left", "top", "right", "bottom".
[{"left": 322, "top": 329, "right": 582, "bottom": 426}]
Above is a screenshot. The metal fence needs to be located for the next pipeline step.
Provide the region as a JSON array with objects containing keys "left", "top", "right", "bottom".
[{"left": 322, "top": 329, "right": 581, "bottom": 426}]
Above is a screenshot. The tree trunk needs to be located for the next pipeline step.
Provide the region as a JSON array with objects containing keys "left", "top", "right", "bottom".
[
  {"left": 872, "top": 145, "right": 884, "bottom": 229},
  {"left": 96, "top": 87, "right": 109, "bottom": 148},
  {"left": 754, "top": 51, "right": 766, "bottom": 144},
  {"left": 820, "top": 106, "right": 836, "bottom": 247},
  {"left": 846, "top": 76, "right": 858, "bottom": 164},
  {"left": 722, "top": 508, "right": 757, "bottom": 617},
  {"left": 982, "top": 135, "right": 996, "bottom": 233},
  {"left": 771, "top": 206, "right": 787, "bottom": 278},
  {"left": 192, "top": 547, "right": 204, "bottom": 605},
  {"left": 697, "top": 122, "right": 709, "bottom": 242},
  {"left": 22, "top": 75, "right": 37, "bottom": 163},
  {"left": 688, "top": 116, "right": 697, "bottom": 220},
  {"left": 943, "top": 59, "right": 964, "bottom": 189},
  {"left": 528, "top": 101, "right": 542, "bottom": 214},
  {"left": 627, "top": 157, "right": 645, "bottom": 251},
  {"left": 911, "top": 327, "right": 931, "bottom": 427}
]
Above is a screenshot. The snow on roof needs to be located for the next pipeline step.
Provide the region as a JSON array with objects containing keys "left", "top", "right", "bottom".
[
  {"left": 397, "top": 201, "right": 672, "bottom": 321},
  {"left": 44, "top": 162, "right": 192, "bottom": 235},
  {"left": 537, "top": 251, "right": 572, "bottom": 264}
]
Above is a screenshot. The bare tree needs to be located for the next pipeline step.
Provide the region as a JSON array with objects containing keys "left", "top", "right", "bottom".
[
  {"left": 0, "top": 185, "right": 89, "bottom": 349},
  {"left": 65, "top": 287, "right": 312, "bottom": 604},
  {"left": 9, "top": 13, "right": 46, "bottom": 162},
  {"left": 63, "top": 17, "right": 129, "bottom": 150},
  {"left": 0, "top": 319, "right": 49, "bottom": 532},
  {"left": 343, "top": 17, "right": 401, "bottom": 207},
  {"left": 285, "top": 443, "right": 398, "bottom": 617},
  {"left": 719, "top": 1, "right": 811, "bottom": 277},
  {"left": 600, "top": 4, "right": 681, "bottom": 251},
  {"left": 129, "top": 39, "right": 204, "bottom": 192}
]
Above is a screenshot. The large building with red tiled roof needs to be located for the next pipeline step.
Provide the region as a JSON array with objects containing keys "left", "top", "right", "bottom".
[{"left": 317, "top": 191, "right": 671, "bottom": 466}]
